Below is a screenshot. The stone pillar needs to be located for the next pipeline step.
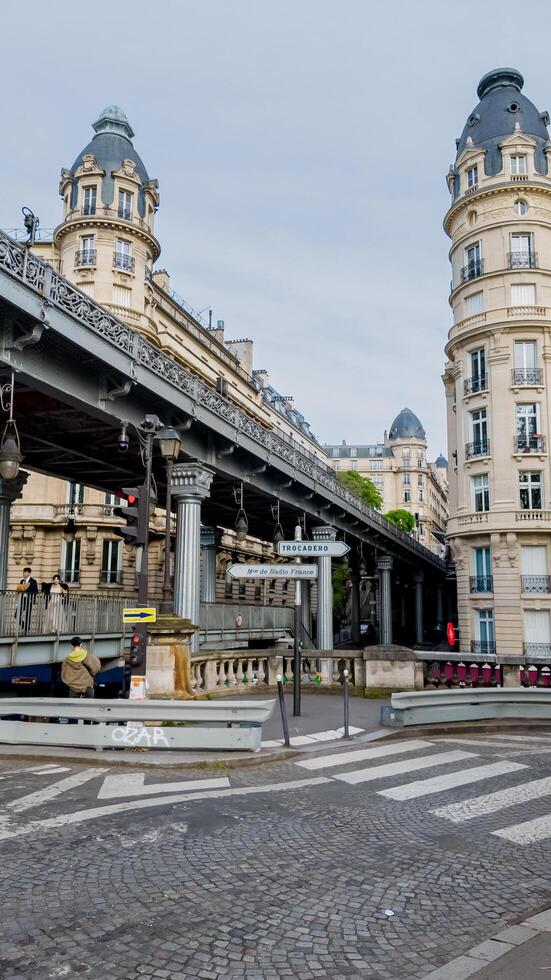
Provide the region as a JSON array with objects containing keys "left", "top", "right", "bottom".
[
  {"left": 200, "top": 525, "right": 217, "bottom": 603},
  {"left": 377, "top": 555, "right": 393, "bottom": 646},
  {"left": 351, "top": 573, "right": 361, "bottom": 646},
  {"left": 171, "top": 462, "right": 214, "bottom": 654},
  {"left": 0, "top": 471, "right": 28, "bottom": 591},
  {"left": 312, "top": 526, "right": 336, "bottom": 652},
  {"left": 414, "top": 570, "right": 424, "bottom": 646}
]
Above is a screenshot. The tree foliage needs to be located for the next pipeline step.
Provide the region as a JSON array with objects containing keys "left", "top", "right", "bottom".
[
  {"left": 384, "top": 508, "right": 416, "bottom": 533},
  {"left": 332, "top": 563, "right": 350, "bottom": 629},
  {"left": 335, "top": 470, "right": 382, "bottom": 511}
]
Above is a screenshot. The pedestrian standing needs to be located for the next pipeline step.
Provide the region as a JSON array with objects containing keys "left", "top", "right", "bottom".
[
  {"left": 44, "top": 575, "right": 69, "bottom": 633},
  {"left": 16, "top": 566, "right": 38, "bottom": 635},
  {"left": 61, "top": 636, "right": 101, "bottom": 698}
]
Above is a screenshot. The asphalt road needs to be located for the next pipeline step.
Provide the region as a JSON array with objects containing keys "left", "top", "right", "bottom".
[{"left": 3, "top": 731, "right": 551, "bottom": 979}]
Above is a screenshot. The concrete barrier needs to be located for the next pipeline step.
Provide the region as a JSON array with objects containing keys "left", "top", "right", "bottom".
[
  {"left": 0, "top": 697, "right": 275, "bottom": 751},
  {"left": 380, "top": 688, "right": 551, "bottom": 728}
]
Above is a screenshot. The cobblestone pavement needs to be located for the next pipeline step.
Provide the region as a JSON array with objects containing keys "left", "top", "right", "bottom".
[{"left": 3, "top": 733, "right": 551, "bottom": 979}]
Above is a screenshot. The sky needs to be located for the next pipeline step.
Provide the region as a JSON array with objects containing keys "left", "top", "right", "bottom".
[{"left": 3, "top": 0, "right": 551, "bottom": 458}]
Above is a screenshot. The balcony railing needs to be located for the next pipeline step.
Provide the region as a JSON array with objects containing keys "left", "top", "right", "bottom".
[
  {"left": 113, "top": 252, "right": 135, "bottom": 273},
  {"left": 514, "top": 435, "right": 546, "bottom": 453},
  {"left": 464, "top": 375, "right": 488, "bottom": 395},
  {"left": 74, "top": 249, "right": 96, "bottom": 268},
  {"left": 516, "top": 510, "right": 551, "bottom": 522},
  {"left": 61, "top": 569, "right": 80, "bottom": 584},
  {"left": 461, "top": 259, "right": 484, "bottom": 282},
  {"left": 508, "top": 250, "right": 537, "bottom": 269},
  {"left": 117, "top": 207, "right": 132, "bottom": 221},
  {"left": 82, "top": 204, "right": 96, "bottom": 216},
  {"left": 469, "top": 575, "right": 493, "bottom": 593},
  {"left": 100, "top": 569, "right": 123, "bottom": 585},
  {"left": 465, "top": 439, "right": 490, "bottom": 459},
  {"left": 523, "top": 643, "right": 551, "bottom": 657},
  {"left": 512, "top": 368, "right": 543, "bottom": 386},
  {"left": 471, "top": 640, "right": 496, "bottom": 655},
  {"left": 521, "top": 575, "right": 551, "bottom": 593}
]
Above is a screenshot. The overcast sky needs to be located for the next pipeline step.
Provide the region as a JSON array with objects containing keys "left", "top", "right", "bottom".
[{"left": 3, "top": 0, "right": 551, "bottom": 458}]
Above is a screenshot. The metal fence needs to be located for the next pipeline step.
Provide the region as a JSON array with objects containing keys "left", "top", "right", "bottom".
[
  {"left": 0, "top": 591, "right": 134, "bottom": 638},
  {"left": 199, "top": 602, "right": 294, "bottom": 643}
]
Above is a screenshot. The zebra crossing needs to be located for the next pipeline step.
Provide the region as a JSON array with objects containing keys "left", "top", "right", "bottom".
[{"left": 295, "top": 734, "right": 551, "bottom": 845}]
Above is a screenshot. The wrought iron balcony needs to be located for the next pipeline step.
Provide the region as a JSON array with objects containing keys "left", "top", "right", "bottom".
[
  {"left": 471, "top": 640, "right": 496, "bottom": 655},
  {"left": 113, "top": 252, "right": 135, "bottom": 273},
  {"left": 465, "top": 439, "right": 490, "bottom": 459},
  {"left": 514, "top": 434, "right": 546, "bottom": 453},
  {"left": 82, "top": 204, "right": 96, "bottom": 216},
  {"left": 508, "top": 250, "right": 537, "bottom": 269},
  {"left": 464, "top": 375, "right": 488, "bottom": 395},
  {"left": 512, "top": 368, "right": 543, "bottom": 386},
  {"left": 470, "top": 575, "right": 493, "bottom": 593},
  {"left": 74, "top": 249, "right": 96, "bottom": 268},
  {"left": 117, "top": 207, "right": 132, "bottom": 221},
  {"left": 100, "top": 569, "right": 123, "bottom": 585},
  {"left": 523, "top": 642, "right": 551, "bottom": 657},
  {"left": 521, "top": 575, "right": 551, "bottom": 593},
  {"left": 460, "top": 259, "right": 484, "bottom": 282}
]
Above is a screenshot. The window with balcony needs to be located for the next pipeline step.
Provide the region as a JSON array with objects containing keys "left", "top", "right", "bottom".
[
  {"left": 403, "top": 473, "right": 411, "bottom": 485},
  {"left": 513, "top": 341, "right": 541, "bottom": 386},
  {"left": 467, "top": 165, "right": 478, "bottom": 188},
  {"left": 511, "top": 154, "right": 527, "bottom": 175},
  {"left": 101, "top": 539, "right": 122, "bottom": 584},
  {"left": 516, "top": 403, "right": 543, "bottom": 452},
  {"left": 67, "top": 482, "right": 84, "bottom": 507},
  {"left": 61, "top": 539, "right": 81, "bottom": 584},
  {"left": 114, "top": 239, "right": 134, "bottom": 272},
  {"left": 519, "top": 470, "right": 543, "bottom": 510},
  {"left": 404, "top": 490, "right": 411, "bottom": 502},
  {"left": 467, "top": 408, "right": 489, "bottom": 458},
  {"left": 369, "top": 460, "right": 383, "bottom": 471},
  {"left": 472, "top": 473, "right": 489, "bottom": 512},
  {"left": 118, "top": 189, "right": 132, "bottom": 221},
  {"left": 75, "top": 235, "right": 95, "bottom": 268},
  {"left": 521, "top": 545, "right": 550, "bottom": 593},
  {"left": 523, "top": 609, "right": 551, "bottom": 657},
  {"left": 462, "top": 241, "right": 482, "bottom": 281},
  {"left": 464, "top": 346, "right": 487, "bottom": 395},
  {"left": 464, "top": 290, "right": 484, "bottom": 319},
  {"left": 510, "top": 233, "right": 535, "bottom": 269},
  {"left": 471, "top": 546, "right": 492, "bottom": 593},
  {"left": 82, "top": 186, "right": 96, "bottom": 216},
  {"left": 474, "top": 608, "right": 495, "bottom": 654},
  {"left": 511, "top": 283, "right": 536, "bottom": 308}
]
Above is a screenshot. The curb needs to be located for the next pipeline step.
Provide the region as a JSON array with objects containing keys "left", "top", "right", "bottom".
[{"left": 423, "top": 905, "right": 551, "bottom": 979}]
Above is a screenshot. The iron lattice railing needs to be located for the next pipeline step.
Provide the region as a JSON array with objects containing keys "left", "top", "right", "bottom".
[
  {"left": 521, "top": 575, "right": 551, "bottom": 593},
  {"left": 465, "top": 439, "right": 490, "bottom": 459},
  {"left": 469, "top": 575, "right": 493, "bottom": 593},
  {"left": 464, "top": 375, "right": 488, "bottom": 395},
  {"left": 512, "top": 368, "right": 543, "bottom": 386},
  {"left": 471, "top": 640, "right": 496, "bottom": 655},
  {"left": 0, "top": 591, "right": 135, "bottom": 638}
]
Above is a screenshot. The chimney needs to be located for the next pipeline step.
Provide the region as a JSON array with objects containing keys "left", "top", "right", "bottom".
[
  {"left": 212, "top": 319, "right": 225, "bottom": 344},
  {"left": 225, "top": 338, "right": 254, "bottom": 375}
]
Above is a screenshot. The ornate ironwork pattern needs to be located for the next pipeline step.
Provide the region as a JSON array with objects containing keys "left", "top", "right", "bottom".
[
  {"left": 523, "top": 642, "right": 551, "bottom": 657},
  {"left": 471, "top": 640, "right": 497, "bottom": 655},
  {"left": 0, "top": 230, "right": 445, "bottom": 567},
  {"left": 512, "top": 368, "right": 543, "bottom": 386},
  {"left": 469, "top": 575, "right": 493, "bottom": 593},
  {"left": 521, "top": 575, "right": 551, "bottom": 593},
  {"left": 465, "top": 440, "right": 490, "bottom": 459}
]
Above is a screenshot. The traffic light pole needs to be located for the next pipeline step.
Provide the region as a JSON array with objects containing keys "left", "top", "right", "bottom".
[
  {"left": 133, "top": 429, "right": 155, "bottom": 679},
  {"left": 293, "top": 522, "right": 302, "bottom": 717}
]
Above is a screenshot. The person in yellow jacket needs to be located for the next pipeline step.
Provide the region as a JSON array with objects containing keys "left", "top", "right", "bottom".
[{"left": 61, "top": 637, "right": 101, "bottom": 698}]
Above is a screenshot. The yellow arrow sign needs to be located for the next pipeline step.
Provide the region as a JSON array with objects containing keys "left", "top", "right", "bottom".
[{"left": 123, "top": 607, "right": 157, "bottom": 624}]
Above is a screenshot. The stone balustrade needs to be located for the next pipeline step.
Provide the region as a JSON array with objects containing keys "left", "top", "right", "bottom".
[{"left": 189, "top": 651, "right": 364, "bottom": 695}]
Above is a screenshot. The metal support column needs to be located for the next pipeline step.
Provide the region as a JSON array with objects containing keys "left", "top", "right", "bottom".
[
  {"left": 414, "top": 570, "right": 424, "bottom": 646},
  {"left": 312, "top": 526, "right": 337, "bottom": 663},
  {"left": 436, "top": 582, "right": 444, "bottom": 626},
  {"left": 0, "top": 472, "right": 28, "bottom": 591},
  {"left": 200, "top": 526, "right": 217, "bottom": 603},
  {"left": 351, "top": 572, "right": 361, "bottom": 646},
  {"left": 172, "top": 462, "right": 214, "bottom": 654},
  {"left": 377, "top": 555, "right": 393, "bottom": 646}
]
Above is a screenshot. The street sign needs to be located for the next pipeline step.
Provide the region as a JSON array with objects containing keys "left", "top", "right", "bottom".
[
  {"left": 123, "top": 607, "right": 157, "bottom": 624},
  {"left": 227, "top": 563, "right": 318, "bottom": 579},
  {"left": 276, "top": 540, "right": 350, "bottom": 558}
]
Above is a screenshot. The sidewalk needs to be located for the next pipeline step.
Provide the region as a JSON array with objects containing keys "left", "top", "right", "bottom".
[{"left": 424, "top": 908, "right": 551, "bottom": 979}]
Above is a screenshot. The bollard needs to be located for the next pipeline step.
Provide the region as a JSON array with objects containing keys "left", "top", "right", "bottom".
[
  {"left": 276, "top": 674, "right": 291, "bottom": 747},
  {"left": 343, "top": 668, "right": 350, "bottom": 738}
]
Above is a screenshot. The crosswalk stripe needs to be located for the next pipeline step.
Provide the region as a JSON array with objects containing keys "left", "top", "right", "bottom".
[
  {"left": 493, "top": 812, "right": 551, "bottom": 845},
  {"left": 432, "top": 775, "right": 551, "bottom": 823},
  {"left": 379, "top": 761, "right": 526, "bottom": 801},
  {"left": 486, "top": 735, "right": 551, "bottom": 743},
  {"left": 6, "top": 769, "right": 107, "bottom": 813},
  {"left": 333, "top": 749, "right": 476, "bottom": 785},
  {"left": 294, "top": 739, "right": 434, "bottom": 771},
  {"left": 434, "top": 737, "right": 544, "bottom": 749}
]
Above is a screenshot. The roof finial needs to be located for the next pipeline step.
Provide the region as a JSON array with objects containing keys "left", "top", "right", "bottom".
[{"left": 92, "top": 106, "right": 134, "bottom": 141}]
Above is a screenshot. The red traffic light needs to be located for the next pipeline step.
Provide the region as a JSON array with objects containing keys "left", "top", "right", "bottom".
[
  {"left": 131, "top": 634, "right": 140, "bottom": 645},
  {"left": 115, "top": 489, "right": 138, "bottom": 504}
]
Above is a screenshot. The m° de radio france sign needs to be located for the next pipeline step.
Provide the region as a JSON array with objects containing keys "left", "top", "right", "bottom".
[
  {"left": 276, "top": 540, "right": 350, "bottom": 558},
  {"left": 227, "top": 563, "right": 318, "bottom": 579}
]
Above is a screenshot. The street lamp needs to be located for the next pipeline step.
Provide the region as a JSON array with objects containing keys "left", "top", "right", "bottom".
[
  {"left": 158, "top": 426, "right": 182, "bottom": 614},
  {"left": 234, "top": 483, "right": 248, "bottom": 543},
  {"left": 271, "top": 500, "right": 284, "bottom": 547},
  {"left": 0, "top": 373, "right": 23, "bottom": 481}
]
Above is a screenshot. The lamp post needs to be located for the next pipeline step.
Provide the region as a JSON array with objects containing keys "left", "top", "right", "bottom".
[
  {"left": 0, "top": 372, "right": 23, "bottom": 482},
  {"left": 157, "top": 427, "right": 182, "bottom": 615}
]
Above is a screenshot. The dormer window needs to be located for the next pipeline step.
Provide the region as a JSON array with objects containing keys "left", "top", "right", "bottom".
[
  {"left": 118, "top": 189, "right": 132, "bottom": 221},
  {"left": 467, "top": 165, "right": 478, "bottom": 188},
  {"left": 511, "top": 155, "right": 527, "bottom": 175},
  {"left": 82, "top": 186, "right": 96, "bottom": 216}
]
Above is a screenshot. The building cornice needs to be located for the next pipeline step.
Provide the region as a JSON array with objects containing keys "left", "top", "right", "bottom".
[
  {"left": 444, "top": 178, "right": 551, "bottom": 237},
  {"left": 54, "top": 214, "right": 161, "bottom": 260}
]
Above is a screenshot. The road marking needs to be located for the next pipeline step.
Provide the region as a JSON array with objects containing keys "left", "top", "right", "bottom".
[
  {"left": 6, "top": 769, "right": 107, "bottom": 813},
  {"left": 493, "top": 812, "right": 551, "bottom": 845},
  {"left": 0, "top": 776, "right": 331, "bottom": 841},
  {"left": 334, "top": 750, "right": 476, "bottom": 785},
  {"left": 262, "top": 726, "right": 364, "bottom": 748},
  {"left": 486, "top": 734, "right": 551, "bottom": 743},
  {"left": 97, "top": 773, "right": 231, "bottom": 800},
  {"left": 0, "top": 765, "right": 71, "bottom": 780},
  {"left": 295, "top": 739, "right": 434, "bottom": 771},
  {"left": 434, "top": 737, "right": 541, "bottom": 749},
  {"left": 432, "top": 776, "right": 551, "bottom": 823},
  {"left": 379, "top": 761, "right": 526, "bottom": 801}
]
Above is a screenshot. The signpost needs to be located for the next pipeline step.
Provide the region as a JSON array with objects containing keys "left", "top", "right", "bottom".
[
  {"left": 123, "top": 607, "right": 157, "bottom": 624},
  {"left": 226, "top": 564, "right": 318, "bottom": 579},
  {"left": 276, "top": 540, "right": 350, "bottom": 558}
]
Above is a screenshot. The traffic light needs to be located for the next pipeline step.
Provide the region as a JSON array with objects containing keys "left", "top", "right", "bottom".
[
  {"left": 113, "top": 486, "right": 146, "bottom": 546},
  {"left": 128, "top": 625, "right": 147, "bottom": 667}
]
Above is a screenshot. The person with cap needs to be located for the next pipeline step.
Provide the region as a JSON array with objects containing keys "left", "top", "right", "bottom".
[{"left": 61, "top": 636, "right": 101, "bottom": 698}]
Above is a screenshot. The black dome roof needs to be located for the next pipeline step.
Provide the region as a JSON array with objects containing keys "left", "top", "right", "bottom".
[
  {"left": 455, "top": 68, "right": 549, "bottom": 178},
  {"left": 389, "top": 407, "right": 425, "bottom": 441}
]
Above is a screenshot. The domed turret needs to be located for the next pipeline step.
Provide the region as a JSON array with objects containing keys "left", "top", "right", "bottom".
[
  {"left": 434, "top": 454, "right": 448, "bottom": 469},
  {"left": 388, "top": 408, "right": 426, "bottom": 441}
]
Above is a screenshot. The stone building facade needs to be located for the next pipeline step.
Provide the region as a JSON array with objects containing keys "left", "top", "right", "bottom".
[
  {"left": 325, "top": 408, "right": 448, "bottom": 556},
  {"left": 444, "top": 67, "right": 551, "bottom": 658}
]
